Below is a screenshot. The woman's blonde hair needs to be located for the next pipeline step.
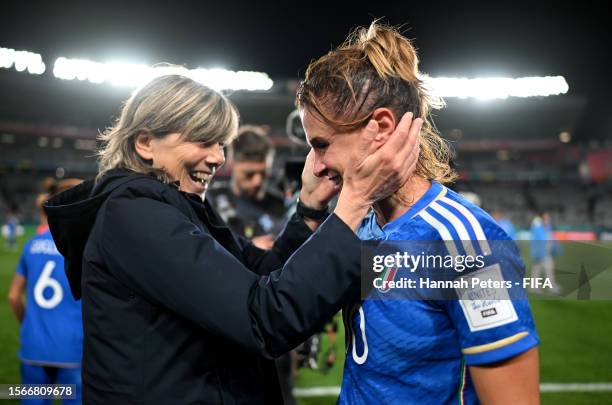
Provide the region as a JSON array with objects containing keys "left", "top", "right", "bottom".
[
  {"left": 97, "top": 74, "right": 239, "bottom": 180},
  {"left": 296, "top": 22, "right": 457, "bottom": 184}
]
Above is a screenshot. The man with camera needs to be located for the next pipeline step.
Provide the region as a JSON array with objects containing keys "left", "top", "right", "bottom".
[{"left": 207, "top": 125, "right": 286, "bottom": 250}]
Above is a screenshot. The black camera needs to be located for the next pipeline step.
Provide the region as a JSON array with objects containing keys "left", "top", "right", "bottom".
[{"left": 283, "top": 157, "right": 306, "bottom": 188}]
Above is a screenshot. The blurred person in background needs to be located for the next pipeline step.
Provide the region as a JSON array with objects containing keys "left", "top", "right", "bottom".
[
  {"left": 3, "top": 205, "right": 21, "bottom": 250},
  {"left": 530, "top": 212, "right": 561, "bottom": 294},
  {"left": 208, "top": 125, "right": 285, "bottom": 249},
  {"left": 35, "top": 194, "right": 50, "bottom": 235},
  {"left": 8, "top": 178, "right": 84, "bottom": 405},
  {"left": 294, "top": 318, "right": 339, "bottom": 375},
  {"left": 36, "top": 178, "right": 60, "bottom": 235},
  {"left": 43, "top": 74, "right": 420, "bottom": 403},
  {"left": 297, "top": 22, "right": 540, "bottom": 404},
  {"left": 493, "top": 210, "right": 517, "bottom": 240}
]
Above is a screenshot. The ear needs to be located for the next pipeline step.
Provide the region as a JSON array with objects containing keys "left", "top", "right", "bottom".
[
  {"left": 370, "top": 107, "right": 397, "bottom": 147},
  {"left": 134, "top": 131, "right": 155, "bottom": 162}
]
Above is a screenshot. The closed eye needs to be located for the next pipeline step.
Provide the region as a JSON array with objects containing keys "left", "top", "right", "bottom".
[{"left": 309, "top": 138, "right": 329, "bottom": 150}]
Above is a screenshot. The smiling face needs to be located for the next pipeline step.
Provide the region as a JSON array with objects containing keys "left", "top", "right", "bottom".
[
  {"left": 136, "top": 132, "right": 225, "bottom": 195},
  {"left": 300, "top": 108, "right": 367, "bottom": 187}
]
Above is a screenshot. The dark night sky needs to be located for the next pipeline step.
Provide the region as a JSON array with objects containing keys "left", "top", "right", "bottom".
[{"left": 0, "top": 0, "right": 610, "bottom": 137}]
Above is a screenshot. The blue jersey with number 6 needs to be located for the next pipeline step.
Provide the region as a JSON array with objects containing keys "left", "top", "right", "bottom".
[{"left": 16, "top": 230, "right": 83, "bottom": 366}]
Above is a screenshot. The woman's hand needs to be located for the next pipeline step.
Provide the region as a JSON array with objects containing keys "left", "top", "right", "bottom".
[
  {"left": 299, "top": 149, "right": 341, "bottom": 210},
  {"left": 335, "top": 112, "right": 422, "bottom": 231}
]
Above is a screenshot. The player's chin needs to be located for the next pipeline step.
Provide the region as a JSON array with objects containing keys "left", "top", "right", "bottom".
[{"left": 242, "top": 188, "right": 260, "bottom": 198}]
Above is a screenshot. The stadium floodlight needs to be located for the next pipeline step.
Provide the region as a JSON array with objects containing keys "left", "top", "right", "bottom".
[
  {"left": 559, "top": 131, "right": 572, "bottom": 143},
  {"left": 52, "top": 56, "right": 274, "bottom": 91},
  {"left": 0, "top": 47, "right": 46, "bottom": 75},
  {"left": 422, "top": 75, "right": 569, "bottom": 100}
]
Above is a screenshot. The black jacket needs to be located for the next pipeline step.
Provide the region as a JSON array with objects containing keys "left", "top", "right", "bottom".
[{"left": 44, "top": 169, "right": 363, "bottom": 404}]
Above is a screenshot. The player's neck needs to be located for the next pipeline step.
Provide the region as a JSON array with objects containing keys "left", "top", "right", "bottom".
[{"left": 373, "top": 176, "right": 431, "bottom": 227}]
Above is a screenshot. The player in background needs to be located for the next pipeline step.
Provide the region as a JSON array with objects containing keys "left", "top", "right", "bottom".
[
  {"left": 7, "top": 178, "right": 83, "bottom": 405},
  {"left": 530, "top": 212, "right": 561, "bottom": 294},
  {"left": 35, "top": 178, "right": 59, "bottom": 235},
  {"left": 297, "top": 22, "right": 540, "bottom": 404},
  {"left": 207, "top": 125, "right": 286, "bottom": 249},
  {"left": 3, "top": 205, "right": 20, "bottom": 250}
]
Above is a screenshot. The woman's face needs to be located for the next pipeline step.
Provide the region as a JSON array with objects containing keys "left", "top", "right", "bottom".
[
  {"left": 146, "top": 133, "right": 225, "bottom": 195},
  {"left": 300, "top": 108, "right": 368, "bottom": 187}
]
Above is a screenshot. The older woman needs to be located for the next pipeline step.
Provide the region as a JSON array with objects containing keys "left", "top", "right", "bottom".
[{"left": 44, "top": 74, "right": 421, "bottom": 404}]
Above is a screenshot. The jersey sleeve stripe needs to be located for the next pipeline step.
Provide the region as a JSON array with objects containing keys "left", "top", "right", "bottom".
[
  {"left": 410, "top": 187, "right": 447, "bottom": 219},
  {"left": 429, "top": 202, "right": 477, "bottom": 257},
  {"left": 439, "top": 197, "right": 492, "bottom": 256},
  {"left": 461, "top": 331, "right": 529, "bottom": 354},
  {"left": 418, "top": 210, "right": 460, "bottom": 257}
]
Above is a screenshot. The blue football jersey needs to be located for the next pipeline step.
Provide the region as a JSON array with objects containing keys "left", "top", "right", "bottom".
[
  {"left": 339, "top": 181, "right": 539, "bottom": 405},
  {"left": 16, "top": 230, "right": 83, "bottom": 366}
]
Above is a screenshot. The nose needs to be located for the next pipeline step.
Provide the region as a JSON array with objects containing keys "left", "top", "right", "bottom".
[
  {"left": 312, "top": 152, "right": 327, "bottom": 177},
  {"left": 206, "top": 143, "right": 225, "bottom": 169},
  {"left": 252, "top": 173, "right": 264, "bottom": 187}
]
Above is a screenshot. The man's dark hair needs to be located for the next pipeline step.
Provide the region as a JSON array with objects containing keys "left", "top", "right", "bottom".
[{"left": 230, "top": 125, "right": 272, "bottom": 162}]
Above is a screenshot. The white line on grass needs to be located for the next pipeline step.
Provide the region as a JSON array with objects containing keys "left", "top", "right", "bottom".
[
  {"left": 294, "top": 383, "right": 612, "bottom": 397},
  {"left": 540, "top": 383, "right": 612, "bottom": 392},
  {"left": 294, "top": 387, "right": 341, "bottom": 397}
]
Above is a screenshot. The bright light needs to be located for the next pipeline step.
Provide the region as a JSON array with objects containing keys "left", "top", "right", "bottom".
[
  {"left": 51, "top": 57, "right": 274, "bottom": 91},
  {"left": 422, "top": 75, "right": 569, "bottom": 99},
  {"left": 0, "top": 47, "right": 46, "bottom": 75},
  {"left": 559, "top": 131, "right": 571, "bottom": 143},
  {"left": 4, "top": 46, "right": 567, "bottom": 98}
]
